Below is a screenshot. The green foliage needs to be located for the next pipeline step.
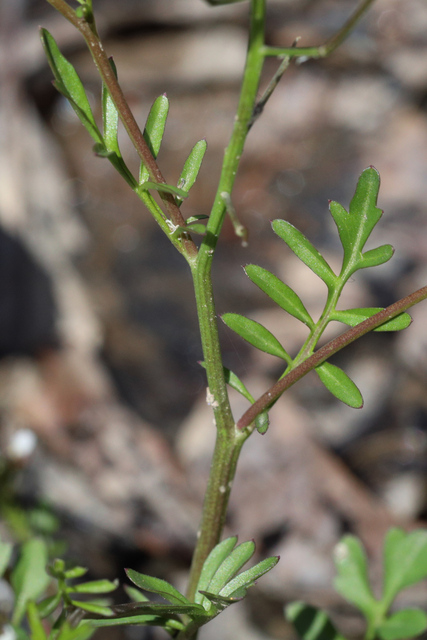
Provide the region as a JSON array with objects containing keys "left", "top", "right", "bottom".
[
  {"left": 223, "top": 168, "right": 412, "bottom": 410},
  {"left": 286, "top": 602, "right": 345, "bottom": 640}
]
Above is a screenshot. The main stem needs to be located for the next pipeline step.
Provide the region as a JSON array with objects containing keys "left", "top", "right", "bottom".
[{"left": 186, "top": 0, "right": 267, "bottom": 602}]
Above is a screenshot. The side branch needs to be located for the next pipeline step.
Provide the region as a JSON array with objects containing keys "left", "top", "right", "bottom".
[{"left": 237, "top": 286, "right": 427, "bottom": 430}]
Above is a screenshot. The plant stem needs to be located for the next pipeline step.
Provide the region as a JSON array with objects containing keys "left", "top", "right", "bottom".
[
  {"left": 237, "top": 285, "right": 427, "bottom": 430},
  {"left": 263, "top": 0, "right": 377, "bottom": 59},
  {"left": 44, "top": 0, "right": 197, "bottom": 260},
  {"left": 185, "top": 0, "right": 267, "bottom": 603}
]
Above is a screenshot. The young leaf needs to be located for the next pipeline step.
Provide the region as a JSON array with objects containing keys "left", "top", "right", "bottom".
[
  {"left": 195, "top": 536, "right": 238, "bottom": 606},
  {"left": 382, "top": 528, "right": 427, "bottom": 607},
  {"left": 40, "top": 29, "right": 103, "bottom": 145},
  {"left": 206, "top": 540, "right": 255, "bottom": 595},
  {"left": 70, "top": 601, "right": 113, "bottom": 617},
  {"left": 331, "top": 308, "right": 412, "bottom": 332},
  {"left": 102, "top": 59, "right": 120, "bottom": 156},
  {"left": 329, "top": 167, "right": 383, "bottom": 274},
  {"left": 377, "top": 609, "right": 427, "bottom": 640},
  {"left": 255, "top": 411, "right": 269, "bottom": 434},
  {"left": 64, "top": 566, "right": 89, "bottom": 580},
  {"left": 176, "top": 139, "right": 207, "bottom": 204},
  {"left": 140, "top": 181, "right": 188, "bottom": 199},
  {"left": 27, "top": 602, "right": 48, "bottom": 640},
  {"left": 37, "top": 592, "right": 62, "bottom": 618},
  {"left": 286, "top": 602, "right": 346, "bottom": 640},
  {"left": 334, "top": 536, "right": 378, "bottom": 623},
  {"left": 219, "top": 555, "right": 279, "bottom": 598},
  {"left": 221, "top": 313, "right": 291, "bottom": 363},
  {"left": 244, "top": 264, "right": 314, "bottom": 329},
  {"left": 125, "top": 570, "right": 189, "bottom": 605},
  {"left": 315, "top": 362, "right": 363, "bottom": 409},
  {"left": 139, "top": 95, "right": 169, "bottom": 184},
  {"left": 11, "top": 538, "right": 50, "bottom": 625},
  {"left": 68, "top": 579, "right": 118, "bottom": 594},
  {"left": 272, "top": 220, "right": 336, "bottom": 290}
]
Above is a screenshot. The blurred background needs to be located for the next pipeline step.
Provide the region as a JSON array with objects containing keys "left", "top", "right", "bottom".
[{"left": 1, "top": 0, "right": 427, "bottom": 637}]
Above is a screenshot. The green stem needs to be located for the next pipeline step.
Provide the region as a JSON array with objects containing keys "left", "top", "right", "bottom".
[
  {"left": 263, "top": 0, "right": 377, "bottom": 59},
  {"left": 237, "top": 285, "right": 427, "bottom": 430},
  {"left": 45, "top": 0, "right": 197, "bottom": 260},
  {"left": 185, "top": 0, "right": 267, "bottom": 603}
]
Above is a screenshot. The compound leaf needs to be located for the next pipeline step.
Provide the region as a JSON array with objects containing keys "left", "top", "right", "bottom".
[
  {"left": 40, "top": 29, "right": 102, "bottom": 145},
  {"left": 272, "top": 220, "right": 336, "bottom": 289},
  {"left": 315, "top": 362, "right": 363, "bottom": 408},
  {"left": 222, "top": 313, "right": 291, "bottom": 363},
  {"left": 334, "top": 536, "right": 378, "bottom": 623},
  {"left": 377, "top": 609, "right": 427, "bottom": 640},
  {"left": 244, "top": 264, "right": 314, "bottom": 329},
  {"left": 383, "top": 528, "right": 427, "bottom": 607},
  {"left": 286, "top": 602, "right": 346, "bottom": 640},
  {"left": 125, "top": 570, "right": 189, "bottom": 606},
  {"left": 331, "top": 308, "right": 411, "bottom": 332}
]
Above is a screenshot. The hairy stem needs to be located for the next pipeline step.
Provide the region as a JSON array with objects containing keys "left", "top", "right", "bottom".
[{"left": 237, "top": 285, "right": 427, "bottom": 429}]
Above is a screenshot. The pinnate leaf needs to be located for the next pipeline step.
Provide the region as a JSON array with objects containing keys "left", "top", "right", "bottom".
[
  {"left": 331, "top": 308, "right": 411, "bottom": 332},
  {"left": 272, "top": 220, "right": 336, "bottom": 289},
  {"left": 125, "top": 570, "right": 189, "bottom": 605},
  {"left": 315, "top": 362, "right": 363, "bottom": 408},
  {"left": 222, "top": 313, "right": 291, "bottom": 363},
  {"left": 378, "top": 609, "right": 427, "bottom": 640},
  {"left": 286, "top": 602, "right": 346, "bottom": 640},
  {"left": 244, "top": 264, "right": 314, "bottom": 329},
  {"left": 40, "top": 29, "right": 102, "bottom": 145},
  {"left": 334, "top": 536, "right": 378, "bottom": 622},
  {"left": 383, "top": 528, "right": 427, "bottom": 607}
]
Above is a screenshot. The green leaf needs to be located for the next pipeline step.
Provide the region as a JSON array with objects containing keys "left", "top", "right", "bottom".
[
  {"left": 219, "top": 555, "right": 279, "bottom": 598},
  {"left": 27, "top": 602, "right": 48, "bottom": 640},
  {"left": 102, "top": 58, "right": 120, "bottom": 156},
  {"left": 55, "top": 623, "right": 95, "bottom": 640},
  {"left": 0, "top": 537, "right": 13, "bottom": 578},
  {"left": 70, "top": 602, "right": 113, "bottom": 617},
  {"left": 245, "top": 264, "right": 314, "bottom": 329},
  {"left": 331, "top": 308, "right": 411, "bottom": 332},
  {"left": 383, "top": 528, "right": 427, "bottom": 607},
  {"left": 140, "top": 181, "right": 188, "bottom": 199},
  {"left": 40, "top": 29, "right": 102, "bottom": 145},
  {"left": 84, "top": 602, "right": 206, "bottom": 625},
  {"left": 11, "top": 538, "right": 50, "bottom": 625},
  {"left": 329, "top": 167, "right": 383, "bottom": 274},
  {"left": 255, "top": 411, "right": 269, "bottom": 434},
  {"left": 124, "top": 586, "right": 149, "bottom": 603},
  {"left": 197, "top": 591, "right": 242, "bottom": 612},
  {"left": 177, "top": 139, "right": 207, "bottom": 204},
  {"left": 139, "top": 94, "right": 169, "bottom": 184},
  {"left": 206, "top": 540, "right": 255, "bottom": 595},
  {"left": 272, "top": 220, "right": 336, "bottom": 289},
  {"left": 315, "top": 362, "right": 363, "bottom": 408},
  {"left": 68, "top": 579, "right": 118, "bottom": 594},
  {"left": 64, "top": 566, "right": 88, "bottom": 580},
  {"left": 360, "top": 244, "right": 394, "bottom": 269},
  {"left": 184, "top": 223, "right": 206, "bottom": 235},
  {"left": 221, "top": 313, "right": 291, "bottom": 363},
  {"left": 125, "top": 570, "right": 189, "bottom": 605},
  {"left": 377, "top": 609, "right": 427, "bottom": 640},
  {"left": 195, "top": 536, "right": 238, "bottom": 606},
  {"left": 333, "top": 536, "right": 378, "bottom": 623},
  {"left": 286, "top": 602, "right": 346, "bottom": 640},
  {"left": 37, "top": 592, "right": 62, "bottom": 618}
]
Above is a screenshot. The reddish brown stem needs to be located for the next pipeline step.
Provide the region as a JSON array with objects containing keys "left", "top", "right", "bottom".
[{"left": 237, "top": 286, "right": 427, "bottom": 430}]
